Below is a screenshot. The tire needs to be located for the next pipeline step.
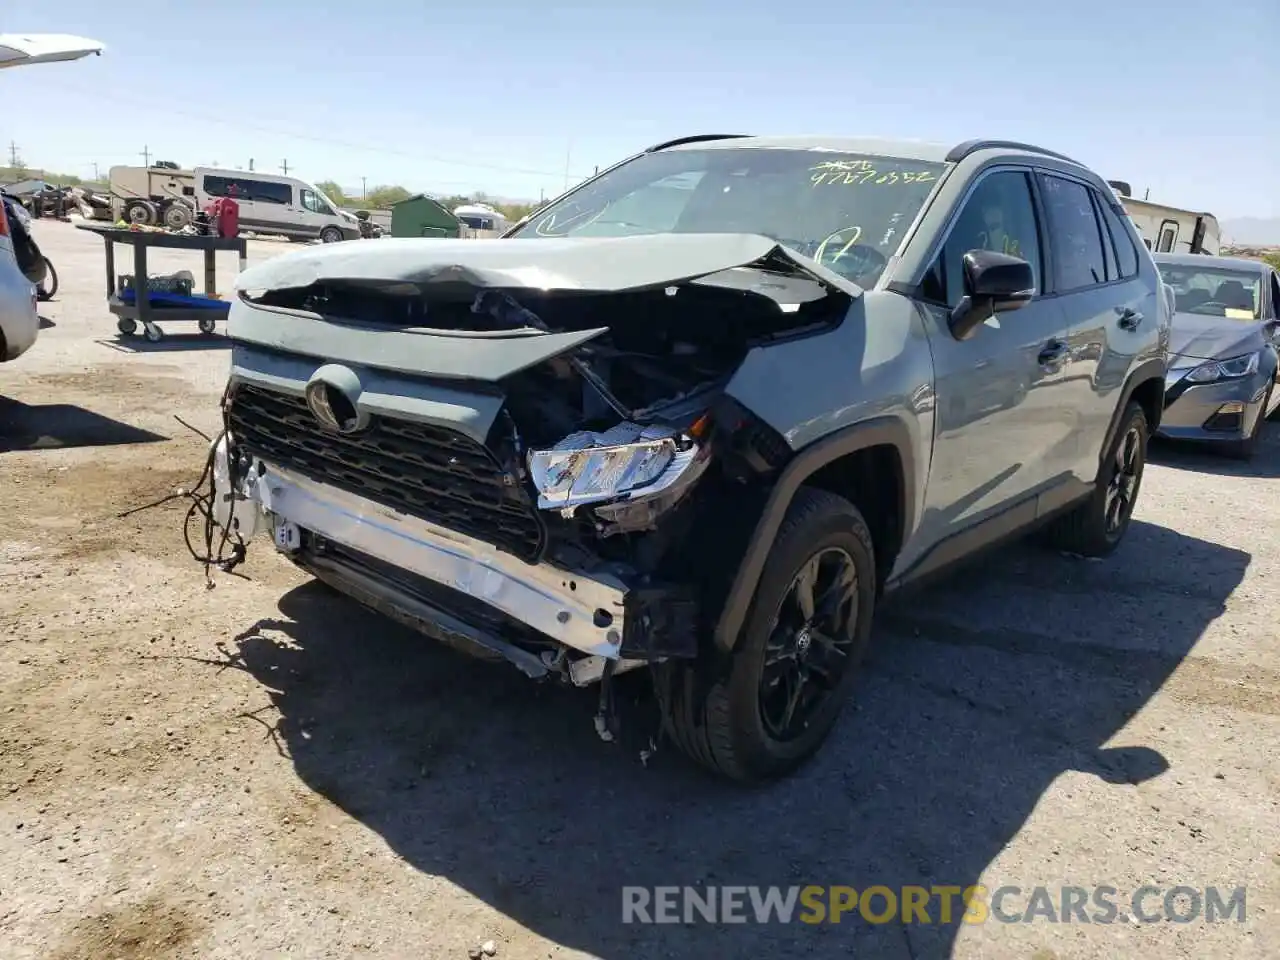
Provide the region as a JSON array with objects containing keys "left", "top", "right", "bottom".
[
  {"left": 116, "top": 317, "right": 137, "bottom": 335},
  {"left": 36, "top": 257, "right": 57, "bottom": 301},
  {"left": 1226, "top": 386, "right": 1270, "bottom": 460},
  {"left": 320, "top": 226, "right": 344, "bottom": 244},
  {"left": 658, "top": 487, "right": 877, "bottom": 782},
  {"left": 125, "top": 200, "right": 157, "bottom": 226},
  {"left": 1045, "top": 401, "right": 1148, "bottom": 557},
  {"left": 197, "top": 316, "right": 217, "bottom": 335},
  {"left": 143, "top": 323, "right": 163, "bottom": 343},
  {"left": 162, "top": 202, "right": 192, "bottom": 230}
]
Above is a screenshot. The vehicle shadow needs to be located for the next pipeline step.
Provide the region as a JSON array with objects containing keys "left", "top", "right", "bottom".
[
  {"left": 228, "top": 518, "right": 1246, "bottom": 959},
  {"left": 38, "top": 315, "right": 56, "bottom": 329},
  {"left": 0, "top": 396, "right": 167, "bottom": 452},
  {"left": 1150, "top": 425, "right": 1280, "bottom": 478},
  {"left": 95, "top": 332, "right": 230, "bottom": 354}
]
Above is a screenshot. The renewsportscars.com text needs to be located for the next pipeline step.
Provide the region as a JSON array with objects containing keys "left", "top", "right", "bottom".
[{"left": 621, "top": 884, "right": 1247, "bottom": 925}]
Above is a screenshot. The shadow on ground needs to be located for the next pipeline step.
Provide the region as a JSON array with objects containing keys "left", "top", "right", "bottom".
[
  {"left": 38, "top": 315, "right": 56, "bottom": 329},
  {"left": 226, "top": 519, "right": 1247, "bottom": 959},
  {"left": 96, "top": 332, "right": 230, "bottom": 354},
  {"left": 1150, "top": 414, "right": 1280, "bottom": 478},
  {"left": 0, "top": 397, "right": 167, "bottom": 452}
]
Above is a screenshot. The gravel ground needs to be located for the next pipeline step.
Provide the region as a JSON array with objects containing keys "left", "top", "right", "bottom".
[{"left": 1, "top": 219, "right": 1277, "bottom": 960}]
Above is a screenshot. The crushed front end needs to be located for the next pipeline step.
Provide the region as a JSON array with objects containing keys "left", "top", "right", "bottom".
[{"left": 206, "top": 235, "right": 854, "bottom": 690}]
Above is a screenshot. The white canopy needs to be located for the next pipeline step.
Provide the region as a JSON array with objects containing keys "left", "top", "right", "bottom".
[{"left": 0, "top": 34, "right": 104, "bottom": 69}]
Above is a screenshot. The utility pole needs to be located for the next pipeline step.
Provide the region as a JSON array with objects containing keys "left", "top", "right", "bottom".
[
  {"left": 280, "top": 159, "right": 289, "bottom": 175},
  {"left": 248, "top": 158, "right": 254, "bottom": 172},
  {"left": 8, "top": 141, "right": 24, "bottom": 172},
  {"left": 140, "top": 144, "right": 151, "bottom": 167},
  {"left": 361, "top": 176, "right": 367, "bottom": 199},
  {"left": 91, "top": 161, "right": 100, "bottom": 181}
]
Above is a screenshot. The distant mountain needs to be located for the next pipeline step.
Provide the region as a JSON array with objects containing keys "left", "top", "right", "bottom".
[{"left": 1220, "top": 217, "right": 1280, "bottom": 247}]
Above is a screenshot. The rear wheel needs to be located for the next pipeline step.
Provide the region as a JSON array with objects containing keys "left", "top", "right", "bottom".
[
  {"left": 658, "top": 487, "right": 876, "bottom": 782},
  {"left": 1045, "top": 401, "right": 1148, "bottom": 557},
  {"left": 162, "top": 202, "right": 192, "bottom": 230},
  {"left": 36, "top": 257, "right": 57, "bottom": 301}
]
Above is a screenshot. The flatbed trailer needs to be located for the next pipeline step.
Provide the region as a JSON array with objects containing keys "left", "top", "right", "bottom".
[{"left": 76, "top": 223, "right": 248, "bottom": 342}]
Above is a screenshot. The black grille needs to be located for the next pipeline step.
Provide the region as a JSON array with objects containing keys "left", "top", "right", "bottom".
[{"left": 227, "top": 384, "right": 544, "bottom": 562}]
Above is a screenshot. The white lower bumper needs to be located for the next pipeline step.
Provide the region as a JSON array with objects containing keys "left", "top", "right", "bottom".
[{"left": 212, "top": 437, "right": 630, "bottom": 659}]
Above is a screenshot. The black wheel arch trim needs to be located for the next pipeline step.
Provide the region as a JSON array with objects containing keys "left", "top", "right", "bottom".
[
  {"left": 1098, "top": 357, "right": 1166, "bottom": 472},
  {"left": 712, "top": 415, "right": 916, "bottom": 653}
]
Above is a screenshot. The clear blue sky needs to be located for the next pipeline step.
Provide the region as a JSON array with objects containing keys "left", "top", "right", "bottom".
[{"left": 3, "top": 0, "right": 1277, "bottom": 217}]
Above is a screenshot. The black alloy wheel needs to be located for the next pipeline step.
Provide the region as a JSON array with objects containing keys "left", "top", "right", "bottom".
[
  {"left": 759, "top": 546, "right": 860, "bottom": 742},
  {"left": 1104, "top": 422, "right": 1143, "bottom": 536}
]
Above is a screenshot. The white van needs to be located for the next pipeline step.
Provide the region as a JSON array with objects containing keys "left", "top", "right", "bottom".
[{"left": 193, "top": 168, "right": 361, "bottom": 243}]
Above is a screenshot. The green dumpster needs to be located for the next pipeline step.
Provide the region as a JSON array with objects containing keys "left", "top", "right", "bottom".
[{"left": 389, "top": 194, "right": 461, "bottom": 238}]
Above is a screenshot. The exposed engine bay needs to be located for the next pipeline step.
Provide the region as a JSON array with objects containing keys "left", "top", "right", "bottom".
[
  {"left": 207, "top": 241, "right": 855, "bottom": 724},
  {"left": 242, "top": 260, "right": 849, "bottom": 567}
]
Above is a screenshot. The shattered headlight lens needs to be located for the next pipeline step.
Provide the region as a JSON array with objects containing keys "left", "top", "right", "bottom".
[
  {"left": 528, "top": 423, "right": 688, "bottom": 511},
  {"left": 1185, "top": 352, "right": 1259, "bottom": 383}
]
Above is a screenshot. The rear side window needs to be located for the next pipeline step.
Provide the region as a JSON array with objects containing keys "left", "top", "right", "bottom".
[
  {"left": 1095, "top": 196, "right": 1140, "bottom": 279},
  {"left": 247, "top": 180, "right": 291, "bottom": 205},
  {"left": 1038, "top": 174, "right": 1107, "bottom": 291},
  {"left": 202, "top": 175, "right": 231, "bottom": 197}
]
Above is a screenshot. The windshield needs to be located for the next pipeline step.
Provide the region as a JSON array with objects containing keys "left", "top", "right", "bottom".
[
  {"left": 508, "top": 147, "right": 947, "bottom": 288},
  {"left": 1156, "top": 263, "right": 1262, "bottom": 320}
]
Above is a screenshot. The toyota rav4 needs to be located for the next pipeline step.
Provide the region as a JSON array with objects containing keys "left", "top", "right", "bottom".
[{"left": 205, "top": 135, "right": 1169, "bottom": 781}]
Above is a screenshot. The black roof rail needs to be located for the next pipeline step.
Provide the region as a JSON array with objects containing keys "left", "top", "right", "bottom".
[
  {"left": 644, "top": 133, "right": 751, "bottom": 153},
  {"left": 945, "top": 139, "right": 1082, "bottom": 166}
]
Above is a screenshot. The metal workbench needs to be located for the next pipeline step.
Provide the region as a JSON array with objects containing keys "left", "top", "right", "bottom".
[{"left": 76, "top": 223, "right": 248, "bottom": 341}]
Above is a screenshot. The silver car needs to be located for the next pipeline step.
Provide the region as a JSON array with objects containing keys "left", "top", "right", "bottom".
[
  {"left": 1154, "top": 252, "right": 1280, "bottom": 459},
  {"left": 0, "top": 198, "right": 38, "bottom": 362}
]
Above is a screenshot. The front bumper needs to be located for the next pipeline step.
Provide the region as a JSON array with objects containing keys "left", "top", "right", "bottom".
[
  {"left": 212, "top": 438, "right": 695, "bottom": 676},
  {"left": 1158, "top": 369, "right": 1270, "bottom": 442}
]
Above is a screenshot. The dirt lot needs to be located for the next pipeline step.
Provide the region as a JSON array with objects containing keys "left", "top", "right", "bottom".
[{"left": 2, "top": 219, "right": 1278, "bottom": 960}]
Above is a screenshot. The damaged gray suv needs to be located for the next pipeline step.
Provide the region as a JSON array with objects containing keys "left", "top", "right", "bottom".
[{"left": 208, "top": 135, "right": 1169, "bottom": 781}]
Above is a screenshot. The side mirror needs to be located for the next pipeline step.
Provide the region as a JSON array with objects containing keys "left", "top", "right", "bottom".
[{"left": 949, "top": 249, "right": 1036, "bottom": 341}]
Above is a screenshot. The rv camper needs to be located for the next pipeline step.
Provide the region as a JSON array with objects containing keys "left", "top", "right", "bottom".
[
  {"left": 108, "top": 165, "right": 197, "bottom": 229},
  {"left": 452, "top": 202, "right": 511, "bottom": 238},
  {"left": 1107, "top": 180, "right": 1220, "bottom": 256}
]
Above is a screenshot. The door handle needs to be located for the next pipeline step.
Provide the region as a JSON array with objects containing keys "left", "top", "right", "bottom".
[
  {"left": 1038, "top": 339, "right": 1069, "bottom": 367},
  {"left": 1117, "top": 308, "right": 1143, "bottom": 330}
]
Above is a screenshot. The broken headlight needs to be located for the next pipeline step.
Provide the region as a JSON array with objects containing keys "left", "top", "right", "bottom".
[{"left": 528, "top": 422, "right": 699, "bottom": 511}]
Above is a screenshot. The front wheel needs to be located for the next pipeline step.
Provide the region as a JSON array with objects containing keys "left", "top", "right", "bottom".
[
  {"left": 319, "top": 226, "right": 343, "bottom": 244},
  {"left": 1044, "top": 401, "right": 1148, "bottom": 557},
  {"left": 658, "top": 487, "right": 877, "bottom": 782}
]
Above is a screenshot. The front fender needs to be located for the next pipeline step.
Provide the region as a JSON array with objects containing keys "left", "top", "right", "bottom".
[{"left": 712, "top": 415, "right": 917, "bottom": 653}]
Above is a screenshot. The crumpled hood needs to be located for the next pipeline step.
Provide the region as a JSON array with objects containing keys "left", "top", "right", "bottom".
[
  {"left": 1168, "top": 312, "right": 1270, "bottom": 362},
  {"left": 233, "top": 232, "right": 864, "bottom": 299}
]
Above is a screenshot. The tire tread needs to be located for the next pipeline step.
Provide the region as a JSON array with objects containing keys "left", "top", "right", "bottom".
[{"left": 659, "top": 487, "right": 874, "bottom": 781}]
